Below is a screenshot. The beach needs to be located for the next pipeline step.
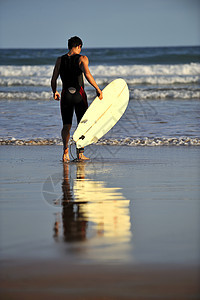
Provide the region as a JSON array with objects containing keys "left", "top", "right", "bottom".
[
  {"left": 0, "top": 46, "right": 200, "bottom": 298},
  {"left": 0, "top": 145, "right": 200, "bottom": 299},
  {"left": 1, "top": 261, "right": 199, "bottom": 299}
]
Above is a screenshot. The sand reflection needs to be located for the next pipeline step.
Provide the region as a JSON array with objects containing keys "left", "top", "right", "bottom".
[{"left": 54, "top": 162, "right": 131, "bottom": 261}]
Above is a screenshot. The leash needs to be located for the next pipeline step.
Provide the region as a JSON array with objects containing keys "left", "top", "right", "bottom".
[{"left": 69, "top": 138, "right": 76, "bottom": 161}]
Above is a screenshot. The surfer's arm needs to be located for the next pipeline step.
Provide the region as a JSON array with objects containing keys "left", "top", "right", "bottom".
[
  {"left": 79, "top": 56, "right": 103, "bottom": 100},
  {"left": 51, "top": 57, "right": 61, "bottom": 100}
]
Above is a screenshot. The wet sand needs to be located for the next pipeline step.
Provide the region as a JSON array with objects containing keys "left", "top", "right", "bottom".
[
  {"left": 0, "top": 145, "right": 200, "bottom": 299},
  {"left": 1, "top": 260, "right": 199, "bottom": 300}
]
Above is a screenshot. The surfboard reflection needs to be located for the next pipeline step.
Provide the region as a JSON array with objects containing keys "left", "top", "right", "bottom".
[{"left": 54, "top": 162, "right": 131, "bottom": 261}]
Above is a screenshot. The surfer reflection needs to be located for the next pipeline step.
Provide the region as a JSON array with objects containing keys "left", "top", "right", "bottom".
[
  {"left": 54, "top": 163, "right": 87, "bottom": 242},
  {"left": 53, "top": 162, "right": 131, "bottom": 249}
]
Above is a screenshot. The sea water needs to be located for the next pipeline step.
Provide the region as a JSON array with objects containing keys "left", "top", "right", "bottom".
[{"left": 0, "top": 46, "right": 200, "bottom": 146}]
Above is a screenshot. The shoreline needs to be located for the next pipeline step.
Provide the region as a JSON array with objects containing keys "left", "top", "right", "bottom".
[{"left": 1, "top": 136, "right": 200, "bottom": 146}]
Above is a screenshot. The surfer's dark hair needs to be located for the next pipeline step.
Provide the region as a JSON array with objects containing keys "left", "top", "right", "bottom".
[{"left": 68, "top": 36, "right": 83, "bottom": 49}]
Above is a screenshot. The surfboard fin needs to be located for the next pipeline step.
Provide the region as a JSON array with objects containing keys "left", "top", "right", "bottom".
[{"left": 80, "top": 119, "right": 88, "bottom": 123}]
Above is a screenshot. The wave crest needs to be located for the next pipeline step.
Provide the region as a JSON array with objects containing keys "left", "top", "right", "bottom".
[{"left": 0, "top": 63, "right": 199, "bottom": 82}]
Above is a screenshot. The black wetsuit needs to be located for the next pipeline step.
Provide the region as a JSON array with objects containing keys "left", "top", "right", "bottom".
[{"left": 59, "top": 54, "right": 88, "bottom": 125}]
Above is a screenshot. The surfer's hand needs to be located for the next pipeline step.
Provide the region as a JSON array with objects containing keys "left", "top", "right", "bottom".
[
  {"left": 54, "top": 91, "right": 60, "bottom": 101},
  {"left": 97, "top": 89, "right": 103, "bottom": 100}
]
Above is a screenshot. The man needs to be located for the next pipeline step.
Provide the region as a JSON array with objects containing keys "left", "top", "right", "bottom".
[{"left": 51, "top": 36, "right": 103, "bottom": 162}]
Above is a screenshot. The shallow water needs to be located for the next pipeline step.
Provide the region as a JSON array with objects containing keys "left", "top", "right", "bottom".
[
  {"left": 1, "top": 47, "right": 199, "bottom": 146},
  {"left": 1, "top": 99, "right": 200, "bottom": 145}
]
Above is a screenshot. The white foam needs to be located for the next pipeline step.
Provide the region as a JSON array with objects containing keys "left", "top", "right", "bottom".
[
  {"left": 131, "top": 88, "right": 200, "bottom": 100},
  {"left": 0, "top": 63, "right": 199, "bottom": 100},
  {"left": 0, "top": 77, "right": 52, "bottom": 86},
  {"left": 97, "top": 137, "right": 200, "bottom": 146},
  {"left": 1, "top": 87, "right": 199, "bottom": 100},
  {"left": 0, "top": 75, "right": 199, "bottom": 87},
  {"left": 90, "top": 63, "right": 200, "bottom": 77},
  {"left": 0, "top": 65, "right": 53, "bottom": 77},
  {"left": 1, "top": 137, "right": 199, "bottom": 146},
  {"left": 0, "top": 91, "right": 52, "bottom": 100},
  {"left": 0, "top": 63, "right": 199, "bottom": 78},
  {"left": 126, "top": 76, "right": 200, "bottom": 85}
]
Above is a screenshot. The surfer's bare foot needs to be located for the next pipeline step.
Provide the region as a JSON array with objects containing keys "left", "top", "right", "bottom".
[
  {"left": 63, "top": 148, "right": 70, "bottom": 162},
  {"left": 78, "top": 153, "right": 89, "bottom": 160}
]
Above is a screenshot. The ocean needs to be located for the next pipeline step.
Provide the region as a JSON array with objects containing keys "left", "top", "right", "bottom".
[{"left": 0, "top": 46, "right": 200, "bottom": 146}]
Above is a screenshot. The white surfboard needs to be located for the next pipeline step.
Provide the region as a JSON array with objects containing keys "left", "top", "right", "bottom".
[{"left": 73, "top": 78, "right": 129, "bottom": 149}]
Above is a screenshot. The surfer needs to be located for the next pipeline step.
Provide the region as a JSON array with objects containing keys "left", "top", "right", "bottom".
[{"left": 51, "top": 36, "right": 103, "bottom": 162}]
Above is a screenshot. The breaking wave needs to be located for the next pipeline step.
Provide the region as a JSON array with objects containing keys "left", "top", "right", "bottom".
[
  {"left": 0, "top": 88, "right": 199, "bottom": 100},
  {"left": 0, "top": 63, "right": 199, "bottom": 100},
  {"left": 0, "top": 63, "right": 199, "bottom": 86}
]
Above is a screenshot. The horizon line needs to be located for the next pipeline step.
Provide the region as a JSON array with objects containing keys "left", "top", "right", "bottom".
[{"left": 0, "top": 44, "right": 199, "bottom": 50}]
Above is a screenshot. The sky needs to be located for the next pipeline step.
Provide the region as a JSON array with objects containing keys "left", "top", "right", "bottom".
[{"left": 0, "top": 0, "right": 199, "bottom": 48}]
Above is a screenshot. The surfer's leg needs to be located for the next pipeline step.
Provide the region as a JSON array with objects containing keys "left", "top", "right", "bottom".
[
  {"left": 75, "top": 99, "right": 89, "bottom": 160},
  {"left": 76, "top": 147, "right": 89, "bottom": 160},
  {"left": 62, "top": 124, "right": 71, "bottom": 161},
  {"left": 63, "top": 148, "right": 70, "bottom": 162},
  {"left": 78, "top": 153, "right": 89, "bottom": 160},
  {"left": 60, "top": 91, "right": 74, "bottom": 161}
]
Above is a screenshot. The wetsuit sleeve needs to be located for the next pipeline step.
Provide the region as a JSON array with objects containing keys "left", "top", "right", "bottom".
[{"left": 51, "top": 57, "right": 61, "bottom": 93}]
